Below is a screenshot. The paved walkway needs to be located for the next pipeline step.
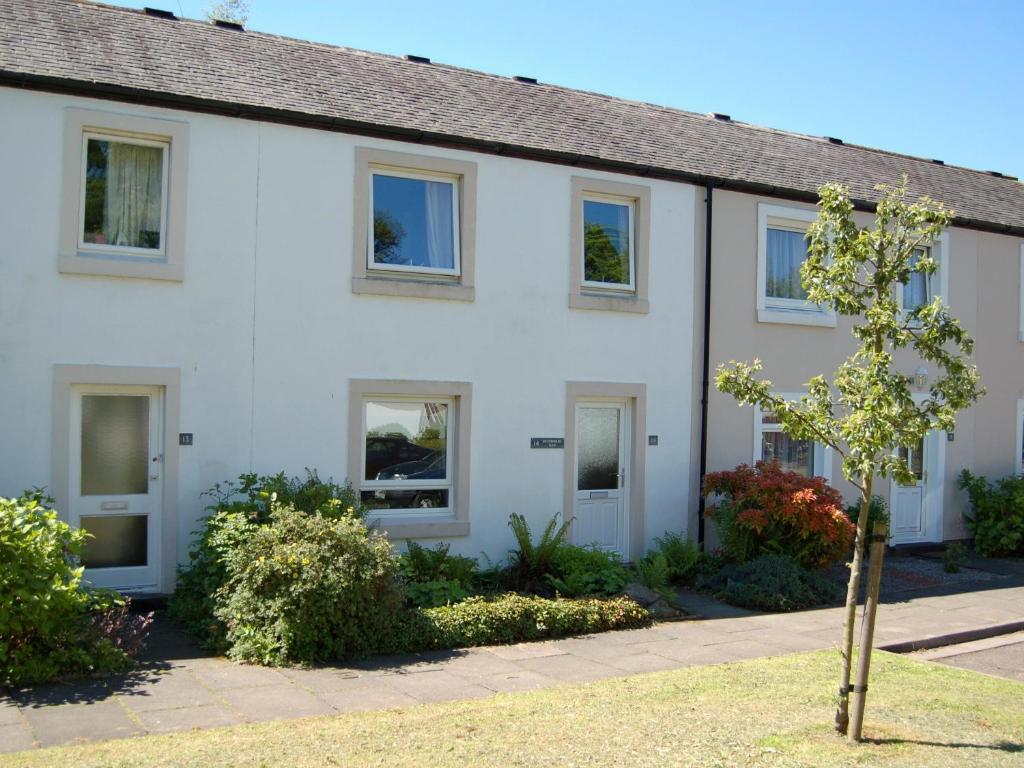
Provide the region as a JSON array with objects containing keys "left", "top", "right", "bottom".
[{"left": 3, "top": 581, "right": 1024, "bottom": 754}]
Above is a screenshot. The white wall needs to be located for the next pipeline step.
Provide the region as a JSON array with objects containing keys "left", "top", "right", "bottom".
[{"left": 0, "top": 88, "right": 697, "bottom": 567}]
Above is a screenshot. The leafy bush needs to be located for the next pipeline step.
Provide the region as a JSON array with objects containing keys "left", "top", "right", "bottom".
[
  {"left": 958, "top": 470, "right": 1024, "bottom": 557},
  {"left": 844, "top": 495, "right": 890, "bottom": 535},
  {"left": 0, "top": 491, "right": 145, "bottom": 685},
  {"left": 703, "top": 462, "right": 855, "bottom": 569},
  {"left": 169, "top": 471, "right": 360, "bottom": 647},
  {"left": 943, "top": 542, "right": 967, "bottom": 574},
  {"left": 652, "top": 532, "right": 701, "bottom": 585},
  {"left": 214, "top": 504, "right": 404, "bottom": 665},
  {"left": 547, "top": 545, "right": 630, "bottom": 598},
  {"left": 507, "top": 513, "right": 571, "bottom": 593},
  {"left": 394, "top": 593, "right": 650, "bottom": 651},
  {"left": 698, "top": 554, "right": 842, "bottom": 612},
  {"left": 634, "top": 553, "right": 672, "bottom": 599}
]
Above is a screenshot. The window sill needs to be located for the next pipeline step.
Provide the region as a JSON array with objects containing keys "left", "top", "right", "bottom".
[
  {"left": 367, "top": 514, "right": 470, "bottom": 539},
  {"left": 59, "top": 254, "right": 183, "bottom": 282},
  {"left": 569, "top": 291, "right": 650, "bottom": 314},
  {"left": 757, "top": 306, "right": 836, "bottom": 328},
  {"left": 352, "top": 276, "right": 474, "bottom": 302}
]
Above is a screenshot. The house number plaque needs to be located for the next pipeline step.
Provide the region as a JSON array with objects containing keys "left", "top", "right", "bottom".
[{"left": 530, "top": 437, "right": 564, "bottom": 449}]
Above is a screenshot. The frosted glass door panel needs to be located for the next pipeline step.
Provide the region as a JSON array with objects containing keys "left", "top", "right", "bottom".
[
  {"left": 81, "top": 515, "right": 148, "bottom": 568},
  {"left": 81, "top": 395, "right": 149, "bottom": 495},
  {"left": 577, "top": 407, "right": 621, "bottom": 491}
]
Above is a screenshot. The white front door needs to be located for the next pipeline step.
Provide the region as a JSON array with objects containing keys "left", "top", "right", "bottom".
[
  {"left": 69, "top": 386, "right": 163, "bottom": 591},
  {"left": 573, "top": 401, "right": 629, "bottom": 558},
  {"left": 890, "top": 436, "right": 926, "bottom": 543}
]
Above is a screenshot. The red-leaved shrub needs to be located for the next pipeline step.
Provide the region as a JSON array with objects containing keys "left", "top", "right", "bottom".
[{"left": 703, "top": 461, "right": 854, "bottom": 569}]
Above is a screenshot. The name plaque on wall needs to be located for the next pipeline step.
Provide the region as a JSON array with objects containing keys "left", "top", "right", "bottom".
[{"left": 530, "top": 437, "right": 564, "bottom": 449}]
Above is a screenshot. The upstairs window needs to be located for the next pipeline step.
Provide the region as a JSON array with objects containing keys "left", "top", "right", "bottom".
[
  {"left": 352, "top": 148, "right": 477, "bottom": 302},
  {"left": 582, "top": 195, "right": 635, "bottom": 291},
  {"left": 369, "top": 169, "right": 460, "bottom": 277},
  {"left": 756, "top": 203, "right": 835, "bottom": 327},
  {"left": 60, "top": 109, "right": 189, "bottom": 282},
  {"left": 81, "top": 134, "right": 169, "bottom": 255},
  {"left": 898, "top": 236, "right": 948, "bottom": 317}
]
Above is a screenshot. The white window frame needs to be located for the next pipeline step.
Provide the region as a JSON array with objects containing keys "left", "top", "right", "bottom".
[
  {"left": 1017, "top": 399, "right": 1024, "bottom": 475},
  {"left": 756, "top": 203, "right": 836, "bottom": 327},
  {"left": 367, "top": 167, "right": 462, "bottom": 279},
  {"left": 579, "top": 192, "right": 637, "bottom": 293},
  {"left": 896, "top": 233, "right": 949, "bottom": 317},
  {"left": 60, "top": 108, "right": 189, "bottom": 282},
  {"left": 753, "top": 394, "right": 832, "bottom": 482},
  {"left": 78, "top": 131, "right": 171, "bottom": 260},
  {"left": 360, "top": 395, "right": 456, "bottom": 515}
]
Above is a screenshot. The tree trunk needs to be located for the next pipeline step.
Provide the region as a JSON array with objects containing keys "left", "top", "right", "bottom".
[
  {"left": 849, "top": 521, "right": 888, "bottom": 741},
  {"left": 834, "top": 478, "right": 872, "bottom": 734}
]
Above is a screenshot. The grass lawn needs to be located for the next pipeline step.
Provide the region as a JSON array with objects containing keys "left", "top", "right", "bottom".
[{"left": 2, "top": 650, "right": 1021, "bottom": 767}]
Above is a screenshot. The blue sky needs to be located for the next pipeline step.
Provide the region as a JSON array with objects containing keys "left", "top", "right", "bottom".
[{"left": 116, "top": 0, "right": 1023, "bottom": 178}]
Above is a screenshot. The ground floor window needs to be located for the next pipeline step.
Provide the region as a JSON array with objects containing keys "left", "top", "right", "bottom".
[
  {"left": 361, "top": 397, "right": 453, "bottom": 512},
  {"left": 753, "top": 400, "right": 830, "bottom": 480}
]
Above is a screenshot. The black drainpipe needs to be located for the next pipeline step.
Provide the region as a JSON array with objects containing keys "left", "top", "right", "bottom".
[{"left": 697, "top": 181, "right": 714, "bottom": 548}]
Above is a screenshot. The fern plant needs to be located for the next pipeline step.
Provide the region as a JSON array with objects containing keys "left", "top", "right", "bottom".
[{"left": 507, "top": 513, "right": 571, "bottom": 593}]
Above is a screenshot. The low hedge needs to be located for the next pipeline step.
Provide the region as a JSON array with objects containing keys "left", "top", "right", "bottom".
[
  {"left": 699, "top": 554, "right": 842, "bottom": 612},
  {"left": 395, "top": 593, "right": 650, "bottom": 652}
]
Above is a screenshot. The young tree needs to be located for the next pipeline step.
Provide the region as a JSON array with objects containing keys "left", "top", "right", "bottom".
[{"left": 715, "top": 180, "right": 982, "bottom": 740}]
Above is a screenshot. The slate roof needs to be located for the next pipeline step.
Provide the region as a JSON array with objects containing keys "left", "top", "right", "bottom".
[{"left": 2, "top": 0, "right": 1022, "bottom": 234}]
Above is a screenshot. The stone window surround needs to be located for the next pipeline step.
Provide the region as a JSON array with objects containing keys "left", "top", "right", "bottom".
[
  {"left": 352, "top": 147, "right": 477, "bottom": 302},
  {"left": 59, "top": 108, "right": 189, "bottom": 282},
  {"left": 348, "top": 378, "right": 472, "bottom": 538},
  {"left": 570, "top": 177, "right": 651, "bottom": 314}
]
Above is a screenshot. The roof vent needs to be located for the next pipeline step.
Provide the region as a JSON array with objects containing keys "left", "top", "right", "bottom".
[
  {"left": 213, "top": 18, "right": 245, "bottom": 31},
  {"left": 825, "top": 136, "right": 843, "bottom": 145},
  {"left": 513, "top": 75, "right": 538, "bottom": 84},
  {"left": 931, "top": 159, "right": 945, "bottom": 165},
  {"left": 708, "top": 112, "right": 731, "bottom": 121},
  {"left": 405, "top": 54, "right": 431, "bottom": 64},
  {"left": 143, "top": 7, "right": 176, "bottom": 19},
  {"left": 988, "top": 170, "right": 1005, "bottom": 178}
]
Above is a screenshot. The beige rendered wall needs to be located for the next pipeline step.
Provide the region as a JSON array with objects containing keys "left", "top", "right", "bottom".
[{"left": 700, "top": 188, "right": 1024, "bottom": 544}]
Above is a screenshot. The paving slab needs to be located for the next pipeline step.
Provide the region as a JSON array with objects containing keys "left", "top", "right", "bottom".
[
  {"left": 22, "top": 699, "right": 141, "bottom": 748},
  {"left": 218, "top": 684, "right": 335, "bottom": 722},
  {"left": 382, "top": 669, "right": 495, "bottom": 703},
  {"left": 516, "top": 653, "right": 619, "bottom": 682},
  {"left": 0, "top": 699, "right": 24, "bottom": 727},
  {"left": 0, "top": 723, "right": 35, "bottom": 754},
  {"left": 932, "top": 641, "right": 1024, "bottom": 682},
  {"left": 486, "top": 640, "right": 568, "bottom": 661},
  {"left": 188, "top": 660, "right": 291, "bottom": 691},
  {"left": 464, "top": 670, "right": 558, "bottom": 693},
  {"left": 319, "top": 685, "right": 420, "bottom": 713},
  {"left": 135, "top": 704, "right": 242, "bottom": 734},
  {"left": 114, "top": 670, "right": 220, "bottom": 713}
]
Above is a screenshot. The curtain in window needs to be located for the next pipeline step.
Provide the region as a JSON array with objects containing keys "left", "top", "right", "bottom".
[
  {"left": 104, "top": 142, "right": 163, "bottom": 248},
  {"left": 766, "top": 228, "right": 809, "bottom": 300},
  {"left": 903, "top": 249, "right": 931, "bottom": 311},
  {"left": 423, "top": 180, "right": 455, "bottom": 269},
  {"left": 761, "top": 432, "right": 814, "bottom": 476}
]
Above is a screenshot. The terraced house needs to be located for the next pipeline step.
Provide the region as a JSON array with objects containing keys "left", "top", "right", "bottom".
[{"left": 0, "top": 0, "right": 1021, "bottom": 593}]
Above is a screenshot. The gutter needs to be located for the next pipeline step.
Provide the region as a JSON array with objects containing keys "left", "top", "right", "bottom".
[
  {"left": 3, "top": 71, "right": 1023, "bottom": 239},
  {"left": 697, "top": 182, "right": 714, "bottom": 548}
]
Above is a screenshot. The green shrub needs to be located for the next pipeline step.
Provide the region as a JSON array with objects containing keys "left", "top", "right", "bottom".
[
  {"left": 844, "top": 495, "right": 890, "bottom": 535},
  {"left": 943, "top": 542, "right": 967, "bottom": 574},
  {"left": 634, "top": 553, "right": 672, "bottom": 600},
  {"left": 169, "top": 471, "right": 360, "bottom": 647},
  {"left": 507, "top": 513, "right": 571, "bottom": 593},
  {"left": 652, "top": 532, "right": 701, "bottom": 585},
  {"left": 394, "top": 593, "right": 650, "bottom": 651},
  {"left": 0, "top": 491, "right": 139, "bottom": 685},
  {"left": 547, "top": 545, "right": 630, "bottom": 598},
  {"left": 215, "top": 504, "right": 404, "bottom": 666},
  {"left": 405, "top": 580, "right": 470, "bottom": 608},
  {"left": 704, "top": 462, "right": 855, "bottom": 568},
  {"left": 401, "top": 541, "right": 477, "bottom": 586},
  {"left": 958, "top": 470, "right": 1024, "bottom": 557},
  {"left": 698, "top": 554, "right": 842, "bottom": 612}
]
